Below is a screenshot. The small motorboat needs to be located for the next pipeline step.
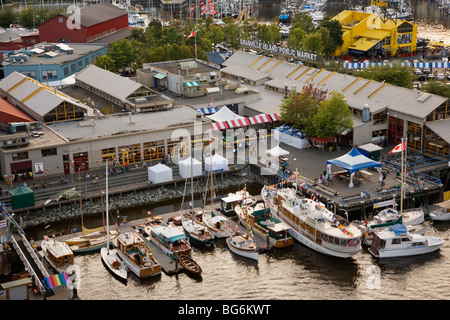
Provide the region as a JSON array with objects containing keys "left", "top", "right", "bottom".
[
  {"left": 179, "top": 254, "right": 202, "bottom": 275},
  {"left": 226, "top": 235, "right": 259, "bottom": 261},
  {"left": 429, "top": 200, "right": 450, "bottom": 221}
]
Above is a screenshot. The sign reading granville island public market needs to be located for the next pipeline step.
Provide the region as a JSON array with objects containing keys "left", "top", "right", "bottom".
[{"left": 239, "top": 39, "right": 321, "bottom": 62}]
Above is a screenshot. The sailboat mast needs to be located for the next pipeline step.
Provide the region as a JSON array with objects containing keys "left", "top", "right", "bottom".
[
  {"left": 210, "top": 150, "right": 213, "bottom": 213},
  {"left": 106, "top": 161, "right": 110, "bottom": 251},
  {"left": 98, "top": 166, "right": 105, "bottom": 230},
  {"left": 78, "top": 169, "right": 84, "bottom": 232},
  {"left": 400, "top": 137, "right": 404, "bottom": 214}
]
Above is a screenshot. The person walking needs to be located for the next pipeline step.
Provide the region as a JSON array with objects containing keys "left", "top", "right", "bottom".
[{"left": 125, "top": 161, "right": 129, "bottom": 173}]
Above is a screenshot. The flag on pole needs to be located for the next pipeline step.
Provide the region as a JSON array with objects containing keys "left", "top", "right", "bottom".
[
  {"left": 389, "top": 141, "right": 406, "bottom": 154},
  {"left": 187, "top": 31, "right": 195, "bottom": 39}
]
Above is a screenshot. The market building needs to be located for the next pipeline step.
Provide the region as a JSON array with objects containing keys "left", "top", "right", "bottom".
[
  {"left": 331, "top": 10, "right": 418, "bottom": 58},
  {"left": 216, "top": 51, "right": 450, "bottom": 156}
]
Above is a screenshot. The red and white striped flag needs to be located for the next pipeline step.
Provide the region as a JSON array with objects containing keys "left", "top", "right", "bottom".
[
  {"left": 187, "top": 31, "right": 195, "bottom": 39},
  {"left": 389, "top": 141, "right": 406, "bottom": 154}
]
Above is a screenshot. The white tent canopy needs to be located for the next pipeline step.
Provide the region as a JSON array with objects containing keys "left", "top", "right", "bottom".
[
  {"left": 179, "top": 156, "right": 202, "bottom": 178},
  {"left": 206, "top": 105, "right": 245, "bottom": 122},
  {"left": 148, "top": 163, "right": 172, "bottom": 184},
  {"left": 204, "top": 153, "right": 228, "bottom": 172},
  {"left": 266, "top": 145, "right": 290, "bottom": 157}
]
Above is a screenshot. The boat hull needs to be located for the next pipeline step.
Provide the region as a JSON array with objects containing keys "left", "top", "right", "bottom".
[
  {"left": 115, "top": 249, "right": 161, "bottom": 278},
  {"left": 429, "top": 213, "right": 450, "bottom": 221},
  {"left": 101, "top": 247, "right": 128, "bottom": 281},
  {"left": 226, "top": 238, "right": 258, "bottom": 261},
  {"left": 237, "top": 216, "right": 293, "bottom": 249},
  {"left": 368, "top": 237, "right": 444, "bottom": 258}
]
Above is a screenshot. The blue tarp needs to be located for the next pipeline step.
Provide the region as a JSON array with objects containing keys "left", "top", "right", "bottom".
[
  {"left": 389, "top": 224, "right": 408, "bottom": 235},
  {"left": 326, "top": 146, "right": 382, "bottom": 174}
]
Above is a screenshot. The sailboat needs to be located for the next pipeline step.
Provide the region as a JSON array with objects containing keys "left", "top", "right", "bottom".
[
  {"left": 65, "top": 170, "right": 118, "bottom": 253},
  {"left": 101, "top": 161, "right": 128, "bottom": 281},
  {"left": 180, "top": 155, "right": 215, "bottom": 246}
]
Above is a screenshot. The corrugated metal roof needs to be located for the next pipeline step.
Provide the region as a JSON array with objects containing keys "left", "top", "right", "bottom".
[
  {"left": 75, "top": 64, "right": 142, "bottom": 101},
  {"left": 425, "top": 119, "right": 450, "bottom": 144},
  {"left": 60, "top": 3, "right": 127, "bottom": 28}
]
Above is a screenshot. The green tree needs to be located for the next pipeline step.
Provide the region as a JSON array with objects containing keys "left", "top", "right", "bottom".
[
  {"left": 208, "top": 24, "right": 225, "bottom": 50},
  {"left": 291, "top": 13, "right": 316, "bottom": 34},
  {"left": 93, "top": 55, "right": 116, "bottom": 73},
  {"left": 421, "top": 81, "right": 450, "bottom": 98},
  {"left": 312, "top": 91, "right": 353, "bottom": 139},
  {"left": 107, "top": 39, "right": 138, "bottom": 70},
  {"left": 0, "top": 7, "right": 17, "bottom": 28},
  {"left": 318, "top": 19, "right": 344, "bottom": 55},
  {"left": 279, "top": 83, "right": 327, "bottom": 135},
  {"left": 286, "top": 26, "right": 306, "bottom": 50},
  {"left": 222, "top": 16, "right": 240, "bottom": 49},
  {"left": 356, "top": 62, "right": 415, "bottom": 89},
  {"left": 302, "top": 32, "right": 324, "bottom": 54},
  {"left": 255, "top": 23, "right": 281, "bottom": 44}
]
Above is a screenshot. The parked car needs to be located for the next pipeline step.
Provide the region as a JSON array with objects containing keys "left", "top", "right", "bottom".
[
  {"left": 413, "top": 81, "right": 421, "bottom": 89},
  {"left": 437, "top": 73, "right": 445, "bottom": 80}
]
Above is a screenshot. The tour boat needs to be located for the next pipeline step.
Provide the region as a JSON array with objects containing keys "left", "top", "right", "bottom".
[
  {"left": 235, "top": 201, "right": 293, "bottom": 249},
  {"left": 429, "top": 200, "right": 450, "bottom": 221},
  {"left": 201, "top": 211, "right": 234, "bottom": 238},
  {"left": 101, "top": 160, "right": 128, "bottom": 282},
  {"left": 145, "top": 223, "right": 192, "bottom": 258},
  {"left": 226, "top": 235, "right": 259, "bottom": 261},
  {"left": 112, "top": 232, "right": 161, "bottom": 279},
  {"left": 181, "top": 211, "right": 215, "bottom": 246},
  {"left": 220, "top": 189, "right": 256, "bottom": 216},
  {"left": 368, "top": 224, "right": 444, "bottom": 258},
  {"left": 262, "top": 186, "right": 362, "bottom": 258},
  {"left": 41, "top": 236, "right": 74, "bottom": 274}
]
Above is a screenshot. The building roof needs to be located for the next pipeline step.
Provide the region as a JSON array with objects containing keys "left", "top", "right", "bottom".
[
  {"left": 224, "top": 51, "right": 447, "bottom": 121},
  {"left": 0, "top": 98, "right": 35, "bottom": 123},
  {"left": 425, "top": 119, "right": 450, "bottom": 144},
  {"left": 2, "top": 42, "right": 107, "bottom": 67},
  {"left": 0, "top": 72, "right": 94, "bottom": 121},
  {"left": 75, "top": 64, "right": 143, "bottom": 102},
  {"left": 61, "top": 3, "right": 127, "bottom": 28},
  {"left": 47, "top": 106, "right": 209, "bottom": 142}
]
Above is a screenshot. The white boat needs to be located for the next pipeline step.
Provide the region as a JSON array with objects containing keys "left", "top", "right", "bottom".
[
  {"left": 113, "top": 232, "right": 161, "bottom": 278},
  {"left": 40, "top": 236, "right": 74, "bottom": 274},
  {"left": 226, "top": 235, "right": 259, "bottom": 261},
  {"left": 429, "top": 200, "right": 450, "bottom": 221},
  {"left": 372, "top": 207, "right": 425, "bottom": 226},
  {"left": 368, "top": 224, "right": 444, "bottom": 258},
  {"left": 220, "top": 189, "right": 256, "bottom": 216},
  {"left": 201, "top": 211, "right": 234, "bottom": 238},
  {"left": 262, "top": 186, "right": 362, "bottom": 258},
  {"left": 181, "top": 211, "right": 215, "bottom": 246},
  {"left": 128, "top": 13, "right": 145, "bottom": 26},
  {"left": 309, "top": 10, "right": 324, "bottom": 22},
  {"left": 101, "top": 161, "right": 128, "bottom": 281}
]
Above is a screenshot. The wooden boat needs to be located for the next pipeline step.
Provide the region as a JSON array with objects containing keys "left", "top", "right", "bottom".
[
  {"left": 112, "top": 232, "right": 161, "bottom": 279},
  {"left": 181, "top": 211, "right": 215, "bottom": 246},
  {"left": 179, "top": 254, "right": 202, "bottom": 275},
  {"left": 101, "top": 160, "right": 128, "bottom": 282},
  {"left": 201, "top": 211, "right": 234, "bottom": 238},
  {"left": 262, "top": 186, "right": 362, "bottom": 258},
  {"left": 65, "top": 170, "right": 118, "bottom": 253},
  {"left": 41, "top": 236, "right": 74, "bottom": 273},
  {"left": 369, "top": 224, "right": 444, "bottom": 258},
  {"left": 226, "top": 235, "right": 259, "bottom": 261},
  {"left": 220, "top": 189, "right": 256, "bottom": 216},
  {"left": 145, "top": 223, "right": 192, "bottom": 258},
  {"left": 235, "top": 201, "right": 293, "bottom": 249}
]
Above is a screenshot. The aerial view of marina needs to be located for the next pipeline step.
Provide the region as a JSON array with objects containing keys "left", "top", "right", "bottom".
[{"left": 0, "top": 0, "right": 449, "bottom": 310}]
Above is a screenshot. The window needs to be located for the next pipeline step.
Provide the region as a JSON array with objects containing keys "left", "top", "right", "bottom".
[
  {"left": 59, "top": 17, "right": 63, "bottom": 23},
  {"left": 12, "top": 152, "right": 29, "bottom": 161},
  {"left": 41, "top": 148, "right": 57, "bottom": 157},
  {"left": 63, "top": 67, "right": 69, "bottom": 76},
  {"left": 101, "top": 147, "right": 116, "bottom": 163},
  {"left": 392, "top": 238, "right": 401, "bottom": 245},
  {"left": 143, "top": 141, "right": 164, "bottom": 162},
  {"left": 71, "top": 64, "right": 76, "bottom": 73}
]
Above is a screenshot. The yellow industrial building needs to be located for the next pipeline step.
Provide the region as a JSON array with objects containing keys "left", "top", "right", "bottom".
[{"left": 332, "top": 10, "right": 417, "bottom": 58}]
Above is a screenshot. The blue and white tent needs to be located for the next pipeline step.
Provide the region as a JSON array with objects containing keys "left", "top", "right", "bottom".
[{"left": 326, "top": 146, "right": 382, "bottom": 187}]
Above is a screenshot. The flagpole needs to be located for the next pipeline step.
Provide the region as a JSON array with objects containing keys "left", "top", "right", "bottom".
[
  {"left": 194, "top": 28, "right": 197, "bottom": 59},
  {"left": 400, "top": 137, "right": 404, "bottom": 215}
]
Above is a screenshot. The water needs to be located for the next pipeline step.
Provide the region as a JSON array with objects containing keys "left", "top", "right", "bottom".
[{"left": 32, "top": 180, "right": 450, "bottom": 300}]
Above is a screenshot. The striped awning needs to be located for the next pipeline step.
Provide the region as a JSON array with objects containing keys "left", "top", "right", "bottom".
[
  {"left": 206, "top": 87, "right": 221, "bottom": 93},
  {"left": 211, "top": 121, "right": 229, "bottom": 131},
  {"left": 249, "top": 114, "right": 272, "bottom": 124},
  {"left": 44, "top": 272, "right": 70, "bottom": 289},
  {"left": 154, "top": 72, "right": 167, "bottom": 79},
  {"left": 270, "top": 113, "right": 281, "bottom": 121},
  {"left": 227, "top": 118, "right": 250, "bottom": 128},
  {"left": 196, "top": 107, "right": 219, "bottom": 114},
  {"left": 184, "top": 81, "right": 200, "bottom": 87}
]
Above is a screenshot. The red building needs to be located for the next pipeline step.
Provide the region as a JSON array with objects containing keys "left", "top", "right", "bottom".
[{"left": 38, "top": 3, "right": 129, "bottom": 43}]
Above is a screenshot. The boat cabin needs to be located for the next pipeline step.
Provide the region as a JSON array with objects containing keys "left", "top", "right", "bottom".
[
  {"left": 151, "top": 226, "right": 191, "bottom": 254},
  {"left": 45, "top": 242, "right": 74, "bottom": 267},
  {"left": 220, "top": 194, "right": 245, "bottom": 215}
]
